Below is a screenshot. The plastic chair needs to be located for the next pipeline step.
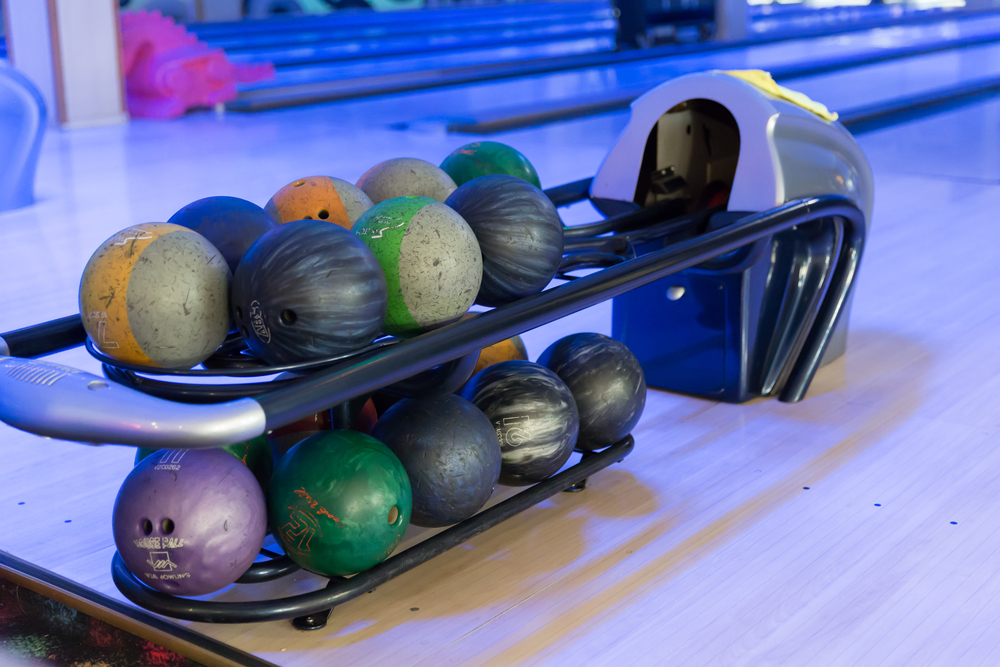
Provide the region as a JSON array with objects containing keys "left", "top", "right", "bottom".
[{"left": 0, "top": 62, "right": 46, "bottom": 212}]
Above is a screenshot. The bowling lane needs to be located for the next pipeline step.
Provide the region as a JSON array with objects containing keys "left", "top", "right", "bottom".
[
  {"left": 859, "top": 95, "right": 1000, "bottom": 181},
  {"left": 248, "top": 35, "right": 617, "bottom": 86},
  {"left": 783, "top": 40, "right": 1000, "bottom": 115},
  {"left": 234, "top": 11, "right": 1000, "bottom": 98},
  {"left": 258, "top": 34, "right": 1000, "bottom": 136}
]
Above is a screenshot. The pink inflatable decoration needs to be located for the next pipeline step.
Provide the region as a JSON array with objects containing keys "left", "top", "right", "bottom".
[{"left": 120, "top": 11, "right": 274, "bottom": 119}]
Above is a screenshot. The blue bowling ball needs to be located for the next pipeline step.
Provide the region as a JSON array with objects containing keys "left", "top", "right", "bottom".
[{"left": 168, "top": 196, "right": 277, "bottom": 273}]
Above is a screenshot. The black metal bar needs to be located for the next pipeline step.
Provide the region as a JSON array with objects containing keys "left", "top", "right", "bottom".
[
  {"left": 1, "top": 315, "right": 85, "bottom": 358},
  {"left": 255, "top": 196, "right": 864, "bottom": 431},
  {"left": 562, "top": 449, "right": 601, "bottom": 492},
  {"left": 292, "top": 577, "right": 347, "bottom": 631},
  {"left": 102, "top": 365, "right": 285, "bottom": 403},
  {"left": 558, "top": 253, "right": 626, "bottom": 273},
  {"left": 615, "top": 207, "right": 714, "bottom": 246},
  {"left": 562, "top": 198, "right": 691, "bottom": 238},
  {"left": 235, "top": 556, "right": 300, "bottom": 584},
  {"left": 544, "top": 177, "right": 593, "bottom": 207},
  {"left": 780, "top": 211, "right": 865, "bottom": 402},
  {"left": 87, "top": 335, "right": 400, "bottom": 378},
  {"left": 112, "top": 437, "right": 634, "bottom": 623}
]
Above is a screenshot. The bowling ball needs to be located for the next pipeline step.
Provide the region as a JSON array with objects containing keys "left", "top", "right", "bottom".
[
  {"left": 232, "top": 220, "right": 387, "bottom": 365},
  {"left": 265, "top": 176, "right": 373, "bottom": 230},
  {"left": 167, "top": 196, "right": 276, "bottom": 273},
  {"left": 537, "top": 333, "right": 646, "bottom": 451},
  {"left": 79, "top": 223, "right": 231, "bottom": 369},
  {"left": 268, "top": 430, "right": 411, "bottom": 577},
  {"left": 460, "top": 360, "right": 579, "bottom": 486},
  {"left": 356, "top": 158, "right": 457, "bottom": 204},
  {"left": 353, "top": 196, "right": 481, "bottom": 338},
  {"left": 371, "top": 395, "right": 501, "bottom": 527},
  {"left": 113, "top": 449, "right": 267, "bottom": 596},
  {"left": 473, "top": 334, "right": 528, "bottom": 375},
  {"left": 445, "top": 175, "right": 563, "bottom": 307},
  {"left": 134, "top": 434, "right": 274, "bottom": 492},
  {"left": 440, "top": 141, "right": 541, "bottom": 189}
]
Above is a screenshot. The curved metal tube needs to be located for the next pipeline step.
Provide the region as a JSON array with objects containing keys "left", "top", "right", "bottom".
[
  {"left": 86, "top": 336, "right": 401, "bottom": 378},
  {"left": 779, "top": 206, "right": 866, "bottom": 402},
  {"left": 258, "top": 196, "right": 865, "bottom": 431},
  {"left": 235, "top": 555, "right": 300, "bottom": 584}
]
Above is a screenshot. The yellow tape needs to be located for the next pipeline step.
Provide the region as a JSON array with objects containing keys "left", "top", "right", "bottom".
[{"left": 722, "top": 70, "right": 839, "bottom": 122}]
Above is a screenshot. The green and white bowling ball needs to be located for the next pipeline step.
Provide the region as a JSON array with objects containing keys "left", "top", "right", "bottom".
[{"left": 352, "top": 196, "right": 482, "bottom": 338}]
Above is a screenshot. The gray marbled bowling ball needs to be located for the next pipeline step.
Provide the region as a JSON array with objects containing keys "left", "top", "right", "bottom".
[
  {"left": 537, "top": 333, "right": 646, "bottom": 451},
  {"left": 231, "top": 220, "right": 387, "bottom": 365},
  {"left": 444, "top": 175, "right": 564, "bottom": 307},
  {"left": 460, "top": 360, "right": 579, "bottom": 486},
  {"left": 356, "top": 158, "right": 458, "bottom": 204},
  {"left": 371, "top": 394, "right": 501, "bottom": 527}
]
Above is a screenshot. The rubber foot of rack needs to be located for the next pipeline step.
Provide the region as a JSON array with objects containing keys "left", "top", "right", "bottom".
[
  {"left": 563, "top": 478, "right": 589, "bottom": 493},
  {"left": 293, "top": 608, "right": 333, "bottom": 631}
]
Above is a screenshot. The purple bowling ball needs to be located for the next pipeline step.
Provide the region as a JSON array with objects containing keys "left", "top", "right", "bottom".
[{"left": 112, "top": 448, "right": 267, "bottom": 596}]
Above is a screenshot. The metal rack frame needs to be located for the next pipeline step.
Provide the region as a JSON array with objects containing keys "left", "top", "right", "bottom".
[{"left": 0, "top": 186, "right": 865, "bottom": 627}]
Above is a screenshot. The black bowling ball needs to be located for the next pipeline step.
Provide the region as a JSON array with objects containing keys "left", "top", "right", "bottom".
[
  {"left": 371, "top": 394, "right": 501, "bottom": 527},
  {"left": 444, "top": 175, "right": 564, "bottom": 307},
  {"left": 460, "top": 360, "right": 578, "bottom": 486},
  {"left": 537, "top": 333, "right": 646, "bottom": 450},
  {"left": 231, "top": 220, "right": 387, "bottom": 365}
]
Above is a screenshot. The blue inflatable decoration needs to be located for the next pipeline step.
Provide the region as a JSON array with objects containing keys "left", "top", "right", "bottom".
[{"left": 0, "top": 62, "right": 46, "bottom": 212}]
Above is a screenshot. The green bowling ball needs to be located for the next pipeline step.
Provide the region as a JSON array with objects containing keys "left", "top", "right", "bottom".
[
  {"left": 268, "top": 430, "right": 412, "bottom": 577},
  {"left": 134, "top": 435, "right": 274, "bottom": 492},
  {"left": 440, "top": 141, "right": 541, "bottom": 189},
  {"left": 353, "top": 196, "right": 481, "bottom": 338}
]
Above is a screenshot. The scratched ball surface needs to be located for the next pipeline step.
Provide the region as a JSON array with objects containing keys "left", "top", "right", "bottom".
[
  {"left": 371, "top": 394, "right": 501, "bottom": 527},
  {"left": 79, "top": 223, "right": 231, "bottom": 369},
  {"left": 231, "top": 220, "right": 387, "bottom": 365},
  {"left": 264, "top": 176, "right": 373, "bottom": 230},
  {"left": 356, "top": 158, "right": 457, "bottom": 204},
  {"left": 460, "top": 360, "right": 579, "bottom": 486},
  {"left": 268, "top": 430, "right": 412, "bottom": 577},
  {"left": 112, "top": 449, "right": 267, "bottom": 596},
  {"left": 352, "top": 196, "right": 481, "bottom": 338}
]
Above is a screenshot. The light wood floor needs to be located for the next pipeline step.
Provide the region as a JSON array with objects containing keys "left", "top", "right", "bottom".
[{"left": 3, "top": 91, "right": 1000, "bottom": 666}]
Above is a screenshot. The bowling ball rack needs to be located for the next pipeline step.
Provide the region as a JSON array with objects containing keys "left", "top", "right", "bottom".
[{"left": 0, "top": 180, "right": 865, "bottom": 628}]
